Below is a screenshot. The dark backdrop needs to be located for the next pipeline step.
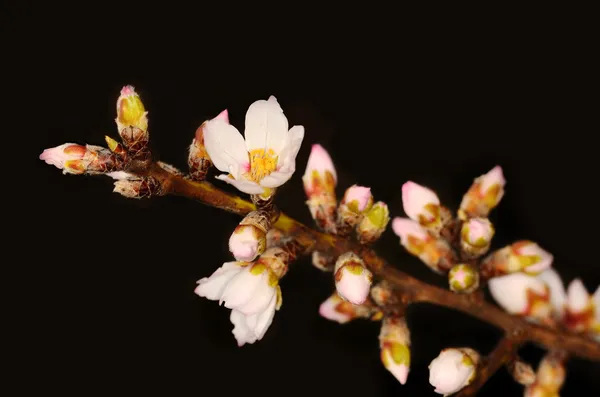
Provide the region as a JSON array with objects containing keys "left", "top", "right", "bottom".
[{"left": 10, "top": 8, "right": 600, "bottom": 396}]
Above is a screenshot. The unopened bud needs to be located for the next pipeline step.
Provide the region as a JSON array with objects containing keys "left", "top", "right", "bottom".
[
  {"left": 229, "top": 211, "right": 270, "bottom": 262},
  {"left": 113, "top": 176, "right": 162, "bottom": 199},
  {"left": 481, "top": 241, "right": 553, "bottom": 279},
  {"left": 188, "top": 110, "right": 227, "bottom": 181},
  {"left": 460, "top": 217, "right": 495, "bottom": 259},
  {"left": 488, "top": 273, "right": 551, "bottom": 322},
  {"left": 40, "top": 143, "right": 119, "bottom": 175},
  {"left": 356, "top": 201, "right": 389, "bottom": 245},
  {"left": 334, "top": 252, "right": 373, "bottom": 305},
  {"left": 537, "top": 268, "right": 567, "bottom": 320},
  {"left": 319, "top": 292, "right": 381, "bottom": 324},
  {"left": 535, "top": 353, "right": 566, "bottom": 393},
  {"left": 508, "top": 358, "right": 536, "bottom": 386},
  {"left": 428, "top": 347, "right": 480, "bottom": 395},
  {"left": 302, "top": 144, "right": 337, "bottom": 233},
  {"left": 448, "top": 264, "right": 479, "bottom": 293},
  {"left": 402, "top": 181, "right": 444, "bottom": 233},
  {"left": 392, "top": 217, "right": 456, "bottom": 274},
  {"left": 116, "top": 85, "right": 148, "bottom": 133},
  {"left": 458, "top": 165, "right": 506, "bottom": 221},
  {"left": 337, "top": 185, "right": 373, "bottom": 236},
  {"left": 564, "top": 278, "right": 595, "bottom": 333},
  {"left": 312, "top": 251, "right": 335, "bottom": 272},
  {"left": 104, "top": 135, "right": 127, "bottom": 156},
  {"left": 379, "top": 316, "right": 411, "bottom": 385}
]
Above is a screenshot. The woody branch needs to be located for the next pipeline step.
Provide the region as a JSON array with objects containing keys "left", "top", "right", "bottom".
[{"left": 40, "top": 86, "right": 600, "bottom": 396}]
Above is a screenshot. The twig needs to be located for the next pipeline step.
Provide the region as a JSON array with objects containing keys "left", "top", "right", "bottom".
[{"left": 128, "top": 161, "right": 600, "bottom": 362}]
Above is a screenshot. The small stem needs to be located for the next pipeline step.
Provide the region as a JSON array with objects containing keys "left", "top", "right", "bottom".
[{"left": 456, "top": 335, "right": 524, "bottom": 396}]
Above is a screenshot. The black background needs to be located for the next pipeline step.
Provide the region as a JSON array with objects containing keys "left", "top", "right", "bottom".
[{"left": 8, "top": 6, "right": 600, "bottom": 396}]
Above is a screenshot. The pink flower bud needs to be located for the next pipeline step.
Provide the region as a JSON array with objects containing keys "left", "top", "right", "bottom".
[
  {"left": 402, "top": 181, "right": 441, "bottom": 228},
  {"left": 392, "top": 217, "right": 456, "bottom": 274},
  {"left": 458, "top": 165, "right": 506, "bottom": 220},
  {"left": 356, "top": 201, "right": 389, "bottom": 244},
  {"left": 448, "top": 264, "right": 479, "bottom": 293},
  {"left": 379, "top": 316, "right": 411, "bottom": 385},
  {"left": 318, "top": 292, "right": 380, "bottom": 324},
  {"left": 461, "top": 217, "right": 494, "bottom": 247},
  {"left": 536, "top": 268, "right": 566, "bottom": 320},
  {"left": 342, "top": 185, "right": 373, "bottom": 213},
  {"left": 302, "top": 144, "right": 337, "bottom": 197},
  {"left": 566, "top": 278, "right": 590, "bottom": 313},
  {"left": 229, "top": 225, "right": 265, "bottom": 262},
  {"left": 429, "top": 348, "right": 479, "bottom": 395},
  {"left": 334, "top": 252, "right": 373, "bottom": 305},
  {"left": 40, "top": 143, "right": 87, "bottom": 173}
]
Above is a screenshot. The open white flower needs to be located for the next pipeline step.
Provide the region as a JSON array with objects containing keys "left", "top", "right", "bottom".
[
  {"left": 195, "top": 261, "right": 281, "bottom": 346},
  {"left": 203, "top": 96, "right": 305, "bottom": 195}
]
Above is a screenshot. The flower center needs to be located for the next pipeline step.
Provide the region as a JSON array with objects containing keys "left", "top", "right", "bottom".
[{"left": 248, "top": 148, "right": 278, "bottom": 182}]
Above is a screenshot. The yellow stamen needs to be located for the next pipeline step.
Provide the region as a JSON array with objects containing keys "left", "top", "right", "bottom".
[{"left": 248, "top": 148, "right": 278, "bottom": 182}]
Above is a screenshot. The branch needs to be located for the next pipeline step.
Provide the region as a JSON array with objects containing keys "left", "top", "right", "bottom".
[{"left": 131, "top": 162, "right": 600, "bottom": 362}]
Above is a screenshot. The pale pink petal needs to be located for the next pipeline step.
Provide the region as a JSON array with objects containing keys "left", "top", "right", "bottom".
[
  {"left": 253, "top": 293, "right": 277, "bottom": 339},
  {"left": 464, "top": 217, "right": 494, "bottom": 244},
  {"left": 237, "top": 281, "right": 275, "bottom": 316},
  {"left": 194, "top": 262, "right": 242, "bottom": 301},
  {"left": 566, "top": 278, "right": 590, "bottom": 313},
  {"left": 244, "top": 96, "right": 289, "bottom": 153},
  {"left": 480, "top": 165, "right": 506, "bottom": 194},
  {"left": 343, "top": 185, "right": 372, "bottom": 212},
  {"left": 319, "top": 295, "right": 351, "bottom": 324},
  {"left": 276, "top": 125, "right": 305, "bottom": 172},
  {"left": 303, "top": 144, "right": 337, "bottom": 182},
  {"left": 219, "top": 268, "right": 264, "bottom": 309},
  {"left": 537, "top": 268, "right": 566, "bottom": 318},
  {"left": 488, "top": 273, "right": 547, "bottom": 314},
  {"left": 230, "top": 310, "right": 257, "bottom": 346},
  {"left": 392, "top": 217, "right": 430, "bottom": 245},
  {"left": 382, "top": 349, "right": 409, "bottom": 385},
  {"left": 214, "top": 109, "right": 229, "bottom": 123},
  {"left": 402, "top": 181, "right": 440, "bottom": 221},
  {"left": 203, "top": 119, "right": 249, "bottom": 175},
  {"left": 215, "top": 174, "right": 265, "bottom": 195},
  {"left": 335, "top": 267, "right": 372, "bottom": 305},
  {"left": 39, "top": 143, "right": 85, "bottom": 169},
  {"left": 229, "top": 227, "right": 260, "bottom": 262},
  {"left": 259, "top": 170, "right": 294, "bottom": 188}
]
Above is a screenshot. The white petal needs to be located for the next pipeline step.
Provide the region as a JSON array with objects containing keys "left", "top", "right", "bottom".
[
  {"left": 220, "top": 267, "right": 263, "bottom": 310},
  {"left": 520, "top": 243, "right": 554, "bottom": 274},
  {"left": 276, "top": 125, "right": 305, "bottom": 172},
  {"left": 402, "top": 181, "right": 440, "bottom": 221},
  {"left": 429, "top": 349, "right": 473, "bottom": 395},
  {"left": 230, "top": 310, "right": 257, "bottom": 346},
  {"left": 203, "top": 119, "right": 249, "bottom": 174},
  {"left": 253, "top": 293, "right": 278, "bottom": 339},
  {"left": 244, "top": 96, "right": 289, "bottom": 153},
  {"left": 215, "top": 174, "right": 265, "bottom": 195},
  {"left": 488, "top": 273, "right": 547, "bottom": 314},
  {"left": 567, "top": 278, "right": 590, "bottom": 313},
  {"left": 237, "top": 280, "right": 275, "bottom": 316},
  {"left": 194, "top": 262, "right": 242, "bottom": 301},
  {"left": 537, "top": 268, "right": 566, "bottom": 318},
  {"left": 106, "top": 171, "right": 135, "bottom": 180},
  {"left": 259, "top": 170, "right": 294, "bottom": 188}
]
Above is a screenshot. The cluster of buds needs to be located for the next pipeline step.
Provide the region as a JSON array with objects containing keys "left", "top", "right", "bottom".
[
  {"left": 524, "top": 353, "right": 566, "bottom": 397},
  {"left": 428, "top": 347, "right": 480, "bottom": 395},
  {"left": 187, "top": 110, "right": 228, "bottom": 181},
  {"left": 195, "top": 247, "right": 289, "bottom": 346},
  {"left": 334, "top": 252, "right": 373, "bottom": 305},
  {"left": 229, "top": 210, "right": 271, "bottom": 262},
  {"left": 392, "top": 217, "right": 456, "bottom": 274},
  {"left": 319, "top": 292, "right": 383, "bottom": 323},
  {"left": 379, "top": 316, "right": 411, "bottom": 385},
  {"left": 115, "top": 85, "right": 150, "bottom": 160},
  {"left": 40, "top": 143, "right": 121, "bottom": 175},
  {"left": 302, "top": 145, "right": 389, "bottom": 243}
]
